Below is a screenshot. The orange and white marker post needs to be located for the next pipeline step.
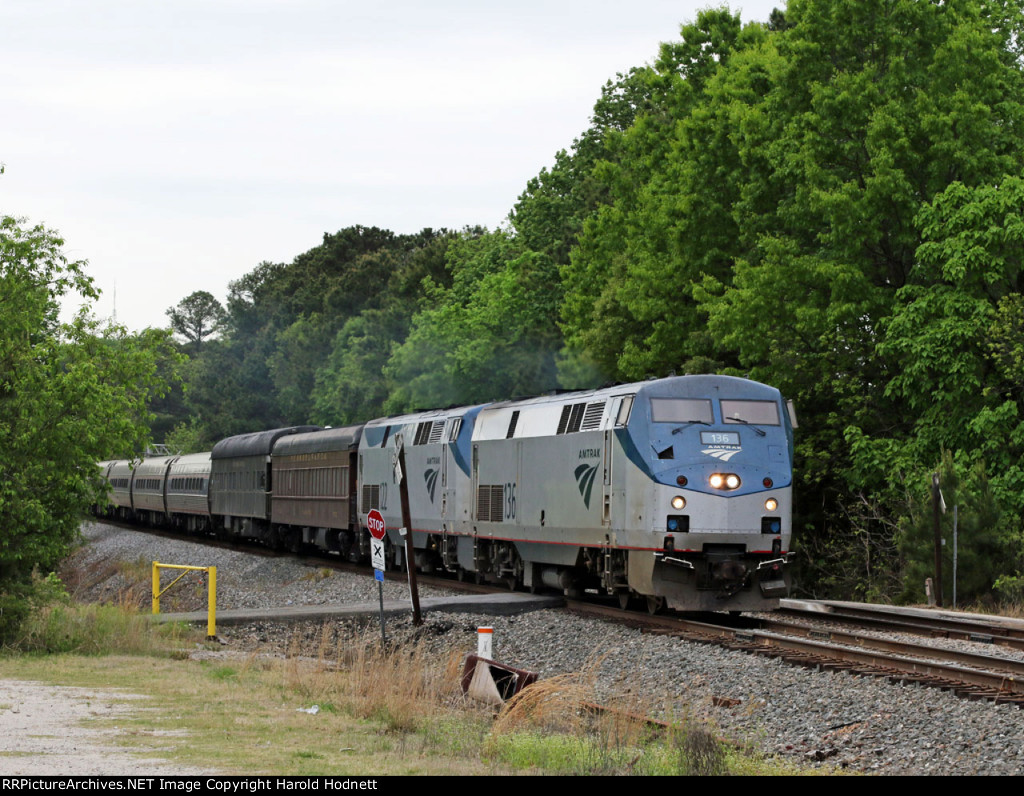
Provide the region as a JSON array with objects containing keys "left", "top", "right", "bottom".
[{"left": 477, "top": 626, "right": 493, "bottom": 659}]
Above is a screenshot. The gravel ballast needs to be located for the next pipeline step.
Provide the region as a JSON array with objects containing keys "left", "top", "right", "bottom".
[{"left": 64, "top": 521, "right": 1024, "bottom": 775}]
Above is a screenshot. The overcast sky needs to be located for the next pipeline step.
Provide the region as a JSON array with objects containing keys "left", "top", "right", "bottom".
[{"left": 3, "top": 0, "right": 781, "bottom": 331}]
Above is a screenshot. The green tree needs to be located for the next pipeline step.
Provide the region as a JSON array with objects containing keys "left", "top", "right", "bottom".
[
  {"left": 176, "top": 227, "right": 455, "bottom": 437},
  {"left": 181, "top": 334, "right": 284, "bottom": 440},
  {"left": 268, "top": 313, "right": 334, "bottom": 422},
  {"left": 0, "top": 215, "right": 177, "bottom": 638},
  {"left": 896, "top": 452, "right": 1004, "bottom": 606},
  {"left": 310, "top": 231, "right": 457, "bottom": 425},
  {"left": 698, "top": 0, "right": 1024, "bottom": 597},
  {"left": 163, "top": 418, "right": 208, "bottom": 454},
  {"left": 384, "top": 229, "right": 562, "bottom": 412},
  {"left": 312, "top": 308, "right": 405, "bottom": 426},
  {"left": 166, "top": 290, "right": 226, "bottom": 351},
  {"left": 561, "top": 7, "right": 765, "bottom": 381}
]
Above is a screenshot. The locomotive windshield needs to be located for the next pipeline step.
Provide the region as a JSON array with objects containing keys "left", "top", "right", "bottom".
[
  {"left": 721, "top": 400, "right": 781, "bottom": 425},
  {"left": 650, "top": 398, "right": 713, "bottom": 423}
]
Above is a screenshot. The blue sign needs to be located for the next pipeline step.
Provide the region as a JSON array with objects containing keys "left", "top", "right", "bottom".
[{"left": 374, "top": 569, "right": 384, "bottom": 582}]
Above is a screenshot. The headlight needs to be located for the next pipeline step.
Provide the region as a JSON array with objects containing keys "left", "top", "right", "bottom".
[
  {"left": 709, "top": 473, "right": 740, "bottom": 490},
  {"left": 671, "top": 495, "right": 686, "bottom": 510},
  {"left": 765, "top": 498, "right": 778, "bottom": 512}
]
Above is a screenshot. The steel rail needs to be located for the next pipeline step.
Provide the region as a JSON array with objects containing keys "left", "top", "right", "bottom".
[
  {"left": 565, "top": 602, "right": 1024, "bottom": 705},
  {"left": 757, "top": 616, "right": 1024, "bottom": 678},
  {"left": 778, "top": 599, "right": 1024, "bottom": 652}
]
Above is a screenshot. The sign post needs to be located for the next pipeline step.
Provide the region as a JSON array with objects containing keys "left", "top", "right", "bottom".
[
  {"left": 367, "top": 508, "right": 387, "bottom": 645},
  {"left": 394, "top": 435, "right": 422, "bottom": 626}
]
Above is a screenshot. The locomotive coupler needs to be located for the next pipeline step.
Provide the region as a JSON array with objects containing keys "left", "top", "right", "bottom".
[{"left": 714, "top": 559, "right": 751, "bottom": 598}]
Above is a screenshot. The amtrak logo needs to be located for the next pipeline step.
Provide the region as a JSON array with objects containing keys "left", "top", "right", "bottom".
[
  {"left": 423, "top": 468, "right": 438, "bottom": 503},
  {"left": 574, "top": 463, "right": 599, "bottom": 509},
  {"left": 702, "top": 447, "right": 742, "bottom": 462}
]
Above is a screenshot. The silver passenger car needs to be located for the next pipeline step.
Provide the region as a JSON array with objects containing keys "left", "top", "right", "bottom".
[
  {"left": 165, "top": 452, "right": 212, "bottom": 532},
  {"left": 131, "top": 455, "right": 178, "bottom": 524}
]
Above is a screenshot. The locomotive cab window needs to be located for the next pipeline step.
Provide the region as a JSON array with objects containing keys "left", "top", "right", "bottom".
[
  {"left": 721, "top": 400, "right": 780, "bottom": 426},
  {"left": 650, "top": 398, "right": 713, "bottom": 424},
  {"left": 615, "top": 396, "right": 634, "bottom": 427}
]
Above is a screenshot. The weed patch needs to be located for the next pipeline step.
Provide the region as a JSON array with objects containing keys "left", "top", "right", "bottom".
[
  {"left": 3, "top": 573, "right": 195, "bottom": 656},
  {"left": 486, "top": 661, "right": 734, "bottom": 775}
]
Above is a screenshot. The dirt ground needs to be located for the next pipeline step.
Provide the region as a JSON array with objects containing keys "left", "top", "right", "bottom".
[{"left": 0, "top": 679, "right": 219, "bottom": 776}]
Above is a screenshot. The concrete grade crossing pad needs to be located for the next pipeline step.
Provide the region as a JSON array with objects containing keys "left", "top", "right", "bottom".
[{"left": 155, "top": 592, "right": 564, "bottom": 627}]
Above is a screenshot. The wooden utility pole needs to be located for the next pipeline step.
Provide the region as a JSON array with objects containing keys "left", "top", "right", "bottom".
[
  {"left": 395, "top": 437, "right": 422, "bottom": 625},
  {"left": 932, "top": 472, "right": 943, "bottom": 608}
]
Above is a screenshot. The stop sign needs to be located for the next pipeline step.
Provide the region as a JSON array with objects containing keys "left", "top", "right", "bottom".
[{"left": 366, "top": 509, "right": 386, "bottom": 540}]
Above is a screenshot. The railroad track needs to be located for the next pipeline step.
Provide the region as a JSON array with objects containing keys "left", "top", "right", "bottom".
[
  {"left": 565, "top": 600, "right": 1024, "bottom": 706},
  {"left": 778, "top": 598, "right": 1024, "bottom": 652}
]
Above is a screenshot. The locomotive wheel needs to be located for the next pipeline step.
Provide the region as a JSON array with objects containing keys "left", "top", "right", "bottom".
[
  {"left": 646, "top": 595, "right": 664, "bottom": 615},
  {"left": 618, "top": 592, "right": 633, "bottom": 610}
]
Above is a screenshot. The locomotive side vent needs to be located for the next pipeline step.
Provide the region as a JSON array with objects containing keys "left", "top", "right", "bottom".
[
  {"left": 476, "top": 484, "right": 504, "bottom": 522},
  {"left": 361, "top": 483, "right": 381, "bottom": 512},
  {"left": 558, "top": 401, "right": 604, "bottom": 434},
  {"left": 581, "top": 401, "right": 605, "bottom": 431},
  {"left": 428, "top": 420, "right": 446, "bottom": 444},
  {"left": 414, "top": 422, "right": 432, "bottom": 446},
  {"left": 556, "top": 404, "right": 574, "bottom": 434}
]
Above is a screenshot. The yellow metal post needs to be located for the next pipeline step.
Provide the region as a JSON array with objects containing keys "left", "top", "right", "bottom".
[
  {"left": 207, "top": 566, "right": 217, "bottom": 639},
  {"left": 152, "top": 561, "right": 160, "bottom": 615}
]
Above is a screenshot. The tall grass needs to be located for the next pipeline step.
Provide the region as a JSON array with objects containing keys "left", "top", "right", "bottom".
[
  {"left": 3, "top": 571, "right": 193, "bottom": 655},
  {"left": 485, "top": 664, "right": 730, "bottom": 775},
  {"left": 272, "top": 625, "right": 471, "bottom": 733},
  {"left": 9, "top": 600, "right": 193, "bottom": 655}
]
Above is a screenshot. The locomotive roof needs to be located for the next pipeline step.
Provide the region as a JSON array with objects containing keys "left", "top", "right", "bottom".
[
  {"left": 482, "top": 374, "right": 776, "bottom": 410},
  {"left": 361, "top": 403, "right": 482, "bottom": 429},
  {"left": 211, "top": 425, "right": 323, "bottom": 459},
  {"left": 272, "top": 424, "right": 364, "bottom": 456}
]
